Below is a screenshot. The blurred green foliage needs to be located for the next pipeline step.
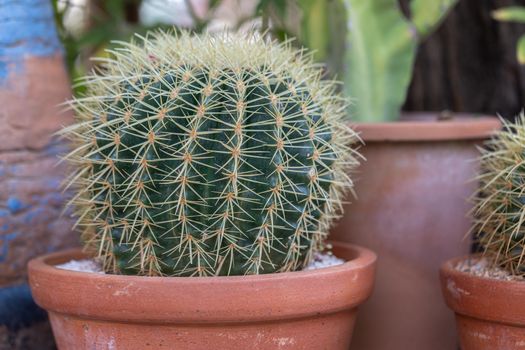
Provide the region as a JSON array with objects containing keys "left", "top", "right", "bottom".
[
  {"left": 53, "top": 0, "right": 145, "bottom": 94},
  {"left": 52, "top": 0, "right": 345, "bottom": 92},
  {"left": 297, "top": 0, "right": 346, "bottom": 78},
  {"left": 51, "top": 0, "right": 222, "bottom": 94},
  {"left": 492, "top": 6, "right": 525, "bottom": 65},
  {"left": 343, "top": 0, "right": 458, "bottom": 122},
  {"left": 51, "top": 0, "right": 458, "bottom": 121}
]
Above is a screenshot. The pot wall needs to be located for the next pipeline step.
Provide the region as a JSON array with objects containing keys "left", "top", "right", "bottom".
[
  {"left": 28, "top": 243, "right": 376, "bottom": 350},
  {"left": 454, "top": 315, "right": 525, "bottom": 350},
  {"left": 441, "top": 255, "right": 525, "bottom": 350},
  {"left": 48, "top": 311, "right": 356, "bottom": 349},
  {"left": 331, "top": 114, "right": 500, "bottom": 350}
]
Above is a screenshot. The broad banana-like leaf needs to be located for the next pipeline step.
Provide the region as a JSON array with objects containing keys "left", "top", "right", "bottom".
[
  {"left": 411, "top": 0, "right": 459, "bottom": 39},
  {"left": 343, "top": 0, "right": 416, "bottom": 122}
]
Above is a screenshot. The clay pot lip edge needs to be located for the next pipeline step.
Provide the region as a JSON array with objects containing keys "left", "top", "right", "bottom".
[
  {"left": 439, "top": 253, "right": 523, "bottom": 286},
  {"left": 28, "top": 241, "right": 376, "bottom": 283},
  {"left": 351, "top": 113, "right": 501, "bottom": 142},
  {"left": 440, "top": 254, "right": 525, "bottom": 326},
  {"left": 28, "top": 242, "right": 377, "bottom": 323}
]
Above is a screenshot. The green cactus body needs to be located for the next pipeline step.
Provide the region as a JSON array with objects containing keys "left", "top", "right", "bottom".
[
  {"left": 64, "top": 31, "right": 359, "bottom": 277},
  {"left": 473, "top": 115, "right": 525, "bottom": 276}
]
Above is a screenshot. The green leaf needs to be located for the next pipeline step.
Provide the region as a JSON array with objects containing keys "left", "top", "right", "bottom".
[
  {"left": 410, "top": 0, "right": 458, "bottom": 40},
  {"left": 255, "top": 0, "right": 269, "bottom": 13},
  {"left": 77, "top": 23, "right": 116, "bottom": 47},
  {"left": 325, "top": 0, "right": 347, "bottom": 78},
  {"left": 105, "top": 0, "right": 126, "bottom": 21},
  {"left": 208, "top": 0, "right": 222, "bottom": 9},
  {"left": 492, "top": 6, "right": 525, "bottom": 23},
  {"left": 517, "top": 35, "right": 525, "bottom": 65},
  {"left": 297, "top": 0, "right": 329, "bottom": 61},
  {"left": 343, "top": 0, "right": 416, "bottom": 122},
  {"left": 256, "top": 0, "right": 286, "bottom": 15},
  {"left": 272, "top": 0, "right": 287, "bottom": 17}
]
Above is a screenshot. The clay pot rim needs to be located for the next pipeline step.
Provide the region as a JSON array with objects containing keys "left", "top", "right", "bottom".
[
  {"left": 440, "top": 254, "right": 525, "bottom": 326},
  {"left": 30, "top": 242, "right": 374, "bottom": 282},
  {"left": 352, "top": 112, "right": 501, "bottom": 142},
  {"left": 29, "top": 241, "right": 376, "bottom": 324},
  {"left": 440, "top": 254, "right": 523, "bottom": 283}
]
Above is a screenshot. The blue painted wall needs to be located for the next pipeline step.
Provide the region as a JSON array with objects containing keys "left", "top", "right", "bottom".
[
  {"left": 0, "top": 2, "right": 68, "bottom": 348},
  {"left": 0, "top": 0, "right": 62, "bottom": 81}
]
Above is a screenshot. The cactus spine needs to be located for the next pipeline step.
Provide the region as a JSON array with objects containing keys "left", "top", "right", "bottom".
[
  {"left": 64, "top": 31, "right": 360, "bottom": 277},
  {"left": 473, "top": 114, "right": 525, "bottom": 276}
]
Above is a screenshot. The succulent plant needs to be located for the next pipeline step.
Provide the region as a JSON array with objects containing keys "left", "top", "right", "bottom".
[
  {"left": 473, "top": 114, "right": 525, "bottom": 276},
  {"left": 343, "top": 0, "right": 458, "bottom": 122},
  {"left": 63, "top": 31, "right": 360, "bottom": 277}
]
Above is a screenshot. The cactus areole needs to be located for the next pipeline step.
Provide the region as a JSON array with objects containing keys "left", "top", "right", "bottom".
[{"left": 64, "top": 31, "right": 359, "bottom": 277}]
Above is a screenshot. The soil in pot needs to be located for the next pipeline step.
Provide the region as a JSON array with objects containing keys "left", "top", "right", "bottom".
[
  {"left": 28, "top": 242, "right": 376, "bottom": 350},
  {"left": 441, "top": 255, "right": 525, "bottom": 350}
]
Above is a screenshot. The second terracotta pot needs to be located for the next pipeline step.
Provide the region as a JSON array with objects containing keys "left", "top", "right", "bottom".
[
  {"left": 28, "top": 242, "right": 376, "bottom": 350},
  {"left": 331, "top": 112, "right": 501, "bottom": 350},
  {"left": 440, "top": 255, "right": 525, "bottom": 350}
]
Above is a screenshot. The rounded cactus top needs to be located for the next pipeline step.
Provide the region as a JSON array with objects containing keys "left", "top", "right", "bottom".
[
  {"left": 473, "top": 115, "right": 525, "bottom": 276},
  {"left": 64, "top": 30, "right": 360, "bottom": 277}
]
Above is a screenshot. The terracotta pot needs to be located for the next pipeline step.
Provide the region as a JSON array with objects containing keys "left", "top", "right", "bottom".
[
  {"left": 330, "top": 112, "right": 501, "bottom": 350},
  {"left": 440, "top": 255, "right": 525, "bottom": 350},
  {"left": 28, "top": 242, "right": 376, "bottom": 350}
]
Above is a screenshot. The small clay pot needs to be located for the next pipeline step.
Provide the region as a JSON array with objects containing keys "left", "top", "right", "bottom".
[
  {"left": 440, "top": 255, "right": 525, "bottom": 350},
  {"left": 28, "top": 242, "right": 376, "bottom": 350}
]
